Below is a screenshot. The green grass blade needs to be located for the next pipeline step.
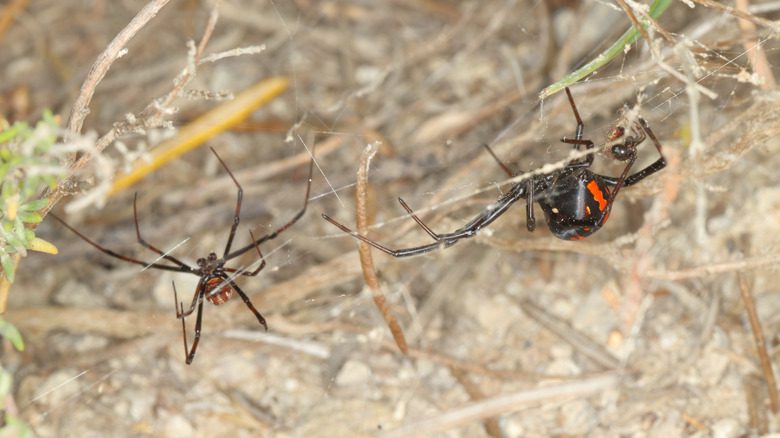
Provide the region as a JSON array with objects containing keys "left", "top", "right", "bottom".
[{"left": 540, "top": 0, "right": 673, "bottom": 99}]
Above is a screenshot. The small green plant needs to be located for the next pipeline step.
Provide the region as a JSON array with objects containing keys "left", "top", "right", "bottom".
[
  {"left": 0, "top": 316, "right": 32, "bottom": 437},
  {"left": 0, "top": 112, "right": 60, "bottom": 283}
]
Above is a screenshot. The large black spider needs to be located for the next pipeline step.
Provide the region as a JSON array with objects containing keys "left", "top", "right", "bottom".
[
  {"left": 51, "top": 147, "right": 314, "bottom": 364},
  {"left": 322, "top": 87, "right": 666, "bottom": 256}
]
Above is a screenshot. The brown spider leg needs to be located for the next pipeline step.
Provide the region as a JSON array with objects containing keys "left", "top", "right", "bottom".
[
  {"left": 185, "top": 296, "right": 205, "bottom": 364},
  {"left": 132, "top": 193, "right": 191, "bottom": 268},
  {"left": 176, "top": 277, "right": 206, "bottom": 318},
  {"left": 173, "top": 278, "right": 206, "bottom": 364},
  {"left": 172, "top": 281, "right": 189, "bottom": 360},
  {"left": 224, "top": 231, "right": 266, "bottom": 277},
  {"left": 224, "top": 149, "right": 315, "bottom": 261},
  {"left": 221, "top": 274, "right": 268, "bottom": 330},
  {"left": 49, "top": 213, "right": 192, "bottom": 273},
  {"left": 208, "top": 147, "right": 244, "bottom": 258}
]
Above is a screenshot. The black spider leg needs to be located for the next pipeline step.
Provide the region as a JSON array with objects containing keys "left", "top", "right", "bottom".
[
  {"left": 223, "top": 233, "right": 266, "bottom": 341},
  {"left": 221, "top": 274, "right": 268, "bottom": 330},
  {"left": 224, "top": 230, "right": 267, "bottom": 277},
  {"left": 322, "top": 182, "right": 528, "bottom": 258},
  {"left": 132, "top": 193, "right": 192, "bottom": 269},
  {"left": 173, "top": 277, "right": 206, "bottom": 364},
  {"left": 49, "top": 213, "right": 192, "bottom": 273},
  {"left": 208, "top": 147, "right": 244, "bottom": 258},
  {"left": 559, "top": 87, "right": 596, "bottom": 168},
  {"left": 598, "top": 119, "right": 667, "bottom": 187},
  {"left": 223, "top": 150, "right": 315, "bottom": 262},
  {"left": 482, "top": 143, "right": 537, "bottom": 231}
]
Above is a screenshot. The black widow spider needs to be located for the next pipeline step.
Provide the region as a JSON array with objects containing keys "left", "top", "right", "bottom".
[
  {"left": 322, "top": 87, "right": 666, "bottom": 257},
  {"left": 50, "top": 147, "right": 315, "bottom": 364}
]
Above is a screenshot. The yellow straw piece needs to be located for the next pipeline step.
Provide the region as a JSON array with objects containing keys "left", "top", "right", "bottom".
[
  {"left": 5, "top": 194, "right": 18, "bottom": 221},
  {"left": 109, "top": 76, "right": 289, "bottom": 196},
  {"left": 28, "top": 237, "right": 58, "bottom": 254}
]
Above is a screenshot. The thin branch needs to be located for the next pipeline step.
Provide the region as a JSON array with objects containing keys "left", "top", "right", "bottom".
[
  {"left": 646, "top": 254, "right": 780, "bottom": 280},
  {"left": 355, "top": 142, "right": 408, "bottom": 354},
  {"left": 449, "top": 368, "right": 503, "bottom": 438},
  {"left": 738, "top": 273, "right": 778, "bottom": 413},
  {"left": 379, "top": 374, "right": 620, "bottom": 437},
  {"left": 693, "top": 0, "right": 780, "bottom": 32},
  {"left": 735, "top": 0, "right": 777, "bottom": 89},
  {"left": 520, "top": 299, "right": 621, "bottom": 370},
  {"left": 66, "top": 0, "right": 173, "bottom": 136}
]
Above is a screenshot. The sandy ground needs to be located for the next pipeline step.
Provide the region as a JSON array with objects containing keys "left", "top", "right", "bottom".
[{"left": 3, "top": 0, "right": 780, "bottom": 436}]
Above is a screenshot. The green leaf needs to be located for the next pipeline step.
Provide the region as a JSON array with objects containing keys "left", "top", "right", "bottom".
[
  {"left": 0, "top": 317, "right": 23, "bottom": 351},
  {"left": 0, "top": 368, "right": 10, "bottom": 398},
  {"left": 19, "top": 211, "right": 42, "bottom": 225},
  {"left": 540, "top": 0, "right": 673, "bottom": 98},
  {"left": 1, "top": 414, "right": 35, "bottom": 438},
  {"left": 19, "top": 198, "right": 48, "bottom": 212},
  {"left": 0, "top": 254, "right": 14, "bottom": 283},
  {"left": 0, "top": 124, "right": 23, "bottom": 144}
]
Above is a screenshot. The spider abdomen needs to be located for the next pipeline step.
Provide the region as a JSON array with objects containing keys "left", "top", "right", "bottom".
[
  {"left": 537, "top": 171, "right": 612, "bottom": 241},
  {"left": 204, "top": 277, "right": 234, "bottom": 305}
]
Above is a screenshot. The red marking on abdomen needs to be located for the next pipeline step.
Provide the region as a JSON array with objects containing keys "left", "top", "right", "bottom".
[
  {"left": 586, "top": 180, "right": 608, "bottom": 211},
  {"left": 204, "top": 277, "right": 233, "bottom": 305}
]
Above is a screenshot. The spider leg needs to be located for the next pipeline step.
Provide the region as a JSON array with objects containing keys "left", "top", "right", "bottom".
[
  {"left": 526, "top": 179, "right": 536, "bottom": 231},
  {"left": 224, "top": 148, "right": 315, "bottom": 262},
  {"left": 222, "top": 275, "right": 268, "bottom": 330},
  {"left": 224, "top": 231, "right": 266, "bottom": 277},
  {"left": 599, "top": 119, "right": 667, "bottom": 187},
  {"left": 564, "top": 87, "right": 584, "bottom": 141},
  {"left": 173, "top": 278, "right": 206, "bottom": 364},
  {"left": 185, "top": 296, "right": 205, "bottom": 364},
  {"left": 558, "top": 87, "right": 598, "bottom": 168},
  {"left": 322, "top": 181, "right": 528, "bottom": 258},
  {"left": 209, "top": 147, "right": 244, "bottom": 258},
  {"left": 482, "top": 144, "right": 515, "bottom": 177},
  {"left": 132, "top": 193, "right": 191, "bottom": 269},
  {"left": 396, "top": 197, "right": 442, "bottom": 241},
  {"left": 176, "top": 277, "right": 206, "bottom": 318},
  {"left": 601, "top": 153, "right": 638, "bottom": 212},
  {"left": 49, "top": 213, "right": 192, "bottom": 273},
  {"left": 172, "top": 281, "right": 189, "bottom": 360},
  {"left": 322, "top": 214, "right": 450, "bottom": 257}
]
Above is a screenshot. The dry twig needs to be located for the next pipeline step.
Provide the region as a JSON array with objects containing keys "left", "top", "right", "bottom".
[
  {"left": 354, "top": 142, "right": 408, "bottom": 354},
  {"left": 379, "top": 374, "right": 620, "bottom": 437},
  {"left": 735, "top": 0, "right": 777, "bottom": 89},
  {"left": 738, "top": 273, "right": 778, "bottom": 413}
]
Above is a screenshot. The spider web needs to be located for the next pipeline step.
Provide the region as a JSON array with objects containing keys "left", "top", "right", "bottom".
[{"left": 8, "top": 0, "right": 780, "bottom": 435}]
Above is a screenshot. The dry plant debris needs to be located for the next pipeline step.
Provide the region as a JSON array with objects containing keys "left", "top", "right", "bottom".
[{"left": 1, "top": 0, "right": 779, "bottom": 436}]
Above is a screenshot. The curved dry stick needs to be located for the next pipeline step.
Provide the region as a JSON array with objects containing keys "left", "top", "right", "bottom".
[
  {"left": 67, "top": 0, "right": 173, "bottom": 136},
  {"left": 0, "top": 0, "right": 175, "bottom": 312},
  {"left": 355, "top": 142, "right": 409, "bottom": 354}
]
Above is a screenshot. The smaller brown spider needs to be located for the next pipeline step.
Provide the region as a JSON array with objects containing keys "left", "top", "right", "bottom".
[{"left": 51, "top": 147, "right": 314, "bottom": 364}]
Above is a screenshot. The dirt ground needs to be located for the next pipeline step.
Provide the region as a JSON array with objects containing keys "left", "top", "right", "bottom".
[{"left": 3, "top": 0, "right": 780, "bottom": 436}]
